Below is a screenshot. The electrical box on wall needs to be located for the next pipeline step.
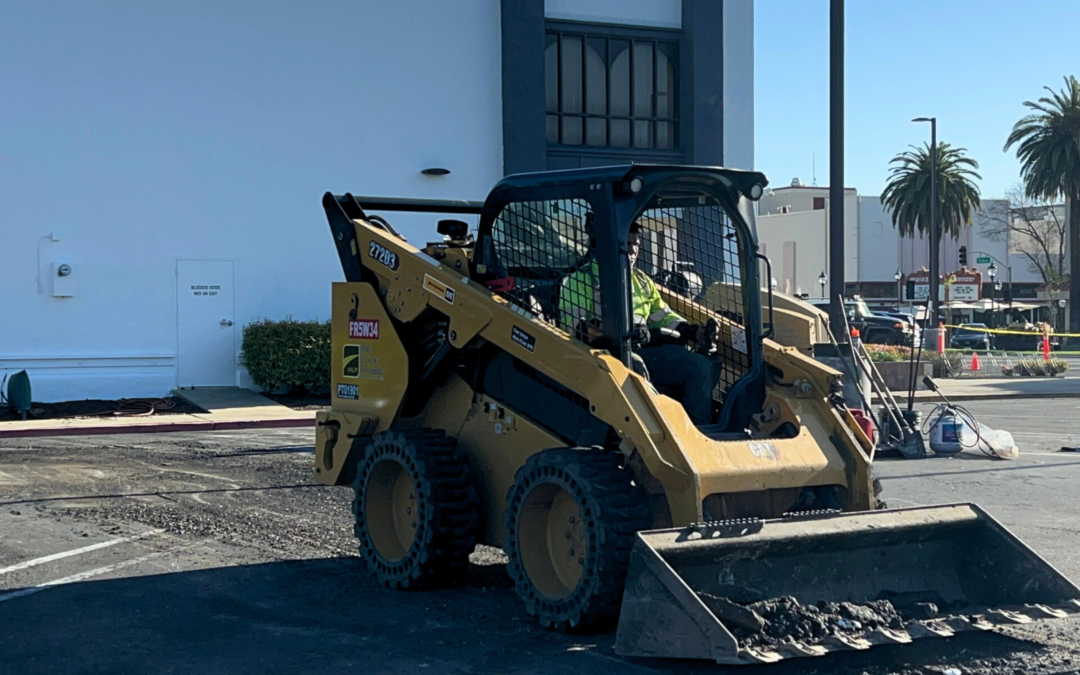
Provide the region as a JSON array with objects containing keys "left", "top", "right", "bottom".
[{"left": 52, "top": 262, "right": 74, "bottom": 297}]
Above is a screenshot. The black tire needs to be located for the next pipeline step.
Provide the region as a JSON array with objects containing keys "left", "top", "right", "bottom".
[
  {"left": 865, "top": 329, "right": 891, "bottom": 345},
  {"left": 353, "top": 428, "right": 478, "bottom": 589},
  {"left": 503, "top": 448, "right": 651, "bottom": 632}
]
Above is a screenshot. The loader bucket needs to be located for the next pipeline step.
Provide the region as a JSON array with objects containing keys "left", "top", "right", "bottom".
[{"left": 615, "top": 504, "right": 1080, "bottom": 665}]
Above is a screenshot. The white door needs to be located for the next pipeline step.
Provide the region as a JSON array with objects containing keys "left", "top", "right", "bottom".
[{"left": 177, "top": 260, "right": 235, "bottom": 387}]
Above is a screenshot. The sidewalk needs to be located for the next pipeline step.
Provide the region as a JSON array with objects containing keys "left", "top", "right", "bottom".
[
  {"left": 883, "top": 374, "right": 1080, "bottom": 404},
  {"left": 3, "top": 378, "right": 1077, "bottom": 440},
  {"left": 0, "top": 388, "right": 316, "bottom": 439}
]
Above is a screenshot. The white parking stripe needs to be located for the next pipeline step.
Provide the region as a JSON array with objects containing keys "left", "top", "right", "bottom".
[
  {"left": 0, "top": 530, "right": 161, "bottom": 576},
  {"left": 0, "top": 550, "right": 169, "bottom": 603}
]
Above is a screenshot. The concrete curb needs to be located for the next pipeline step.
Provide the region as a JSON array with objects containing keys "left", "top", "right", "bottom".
[
  {"left": 0, "top": 416, "right": 315, "bottom": 439},
  {"left": 882, "top": 390, "right": 1080, "bottom": 405}
]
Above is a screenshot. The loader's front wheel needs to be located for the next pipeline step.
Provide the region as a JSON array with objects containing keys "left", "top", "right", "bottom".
[
  {"left": 504, "top": 448, "right": 650, "bottom": 631},
  {"left": 353, "top": 429, "right": 478, "bottom": 589}
]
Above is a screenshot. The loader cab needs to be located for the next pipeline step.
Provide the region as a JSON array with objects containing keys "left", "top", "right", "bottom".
[{"left": 474, "top": 164, "right": 770, "bottom": 430}]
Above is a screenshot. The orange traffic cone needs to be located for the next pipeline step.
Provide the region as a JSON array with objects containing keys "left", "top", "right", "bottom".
[
  {"left": 1044, "top": 336, "right": 1052, "bottom": 361},
  {"left": 970, "top": 352, "right": 980, "bottom": 371}
]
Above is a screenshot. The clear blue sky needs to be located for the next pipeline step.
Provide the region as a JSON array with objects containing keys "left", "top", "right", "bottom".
[{"left": 755, "top": 0, "right": 1080, "bottom": 200}]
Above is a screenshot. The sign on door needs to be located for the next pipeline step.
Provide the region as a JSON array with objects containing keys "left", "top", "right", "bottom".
[{"left": 177, "top": 260, "right": 235, "bottom": 387}]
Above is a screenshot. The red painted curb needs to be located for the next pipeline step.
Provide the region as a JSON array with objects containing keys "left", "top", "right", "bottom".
[{"left": 0, "top": 417, "right": 315, "bottom": 439}]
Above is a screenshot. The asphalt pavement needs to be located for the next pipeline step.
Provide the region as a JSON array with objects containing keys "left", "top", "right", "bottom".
[{"left": 2, "top": 401, "right": 1080, "bottom": 675}]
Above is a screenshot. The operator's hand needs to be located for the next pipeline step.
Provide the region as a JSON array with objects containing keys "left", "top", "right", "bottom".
[
  {"left": 695, "top": 322, "right": 720, "bottom": 344},
  {"left": 574, "top": 319, "right": 604, "bottom": 343},
  {"left": 631, "top": 325, "right": 650, "bottom": 347},
  {"left": 686, "top": 319, "right": 721, "bottom": 341}
]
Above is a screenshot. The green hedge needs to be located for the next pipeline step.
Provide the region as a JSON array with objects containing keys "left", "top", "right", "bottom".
[
  {"left": 240, "top": 318, "right": 331, "bottom": 394},
  {"left": 862, "top": 344, "right": 962, "bottom": 377}
]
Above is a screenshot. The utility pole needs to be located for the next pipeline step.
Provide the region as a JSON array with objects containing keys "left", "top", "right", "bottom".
[
  {"left": 913, "top": 117, "right": 939, "bottom": 323},
  {"left": 829, "top": 0, "right": 845, "bottom": 337}
]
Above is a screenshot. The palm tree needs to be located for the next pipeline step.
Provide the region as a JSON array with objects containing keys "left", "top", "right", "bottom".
[
  {"left": 880, "top": 142, "right": 982, "bottom": 240},
  {"left": 1005, "top": 75, "right": 1080, "bottom": 333}
]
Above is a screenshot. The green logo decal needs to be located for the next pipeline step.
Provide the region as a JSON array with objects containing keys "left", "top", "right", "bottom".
[{"left": 344, "top": 345, "right": 360, "bottom": 378}]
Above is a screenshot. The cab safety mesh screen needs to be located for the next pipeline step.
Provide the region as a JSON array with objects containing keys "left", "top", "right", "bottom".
[
  {"left": 490, "top": 199, "right": 599, "bottom": 342},
  {"left": 489, "top": 199, "right": 752, "bottom": 400},
  {"left": 636, "top": 206, "right": 751, "bottom": 396}
]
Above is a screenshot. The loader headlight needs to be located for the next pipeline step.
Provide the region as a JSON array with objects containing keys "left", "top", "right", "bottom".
[
  {"left": 748, "top": 183, "right": 764, "bottom": 200},
  {"left": 629, "top": 177, "right": 644, "bottom": 194}
]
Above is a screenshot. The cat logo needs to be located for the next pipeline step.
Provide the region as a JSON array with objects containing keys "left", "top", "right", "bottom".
[
  {"left": 423, "top": 274, "right": 456, "bottom": 305},
  {"left": 343, "top": 345, "right": 360, "bottom": 378}
]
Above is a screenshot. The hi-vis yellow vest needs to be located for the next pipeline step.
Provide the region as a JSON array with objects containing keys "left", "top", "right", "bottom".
[{"left": 558, "top": 261, "right": 684, "bottom": 333}]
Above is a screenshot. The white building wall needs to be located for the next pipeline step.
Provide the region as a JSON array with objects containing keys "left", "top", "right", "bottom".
[
  {"left": 758, "top": 186, "right": 858, "bottom": 284},
  {"left": 756, "top": 210, "right": 829, "bottom": 299},
  {"left": 857, "top": 197, "right": 1041, "bottom": 285},
  {"left": 723, "top": 0, "right": 754, "bottom": 170},
  {"left": 545, "top": 0, "right": 681, "bottom": 28},
  {"left": 858, "top": 197, "right": 903, "bottom": 280},
  {"left": 0, "top": 1, "right": 504, "bottom": 402}
]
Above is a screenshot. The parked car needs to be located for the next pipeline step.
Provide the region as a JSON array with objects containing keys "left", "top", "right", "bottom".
[
  {"left": 876, "top": 311, "right": 921, "bottom": 343},
  {"left": 949, "top": 323, "right": 994, "bottom": 350},
  {"left": 809, "top": 296, "right": 914, "bottom": 345}
]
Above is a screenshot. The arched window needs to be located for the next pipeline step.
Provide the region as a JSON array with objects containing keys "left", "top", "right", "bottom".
[{"left": 545, "top": 26, "right": 679, "bottom": 150}]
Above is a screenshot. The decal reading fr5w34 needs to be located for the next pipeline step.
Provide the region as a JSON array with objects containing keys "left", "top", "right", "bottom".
[
  {"left": 368, "top": 241, "right": 399, "bottom": 271},
  {"left": 349, "top": 319, "right": 379, "bottom": 339}
]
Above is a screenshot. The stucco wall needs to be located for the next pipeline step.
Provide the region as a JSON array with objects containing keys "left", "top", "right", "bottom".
[
  {"left": 545, "top": 0, "right": 681, "bottom": 28},
  {"left": 722, "top": 0, "right": 754, "bottom": 170},
  {"left": 0, "top": 1, "right": 504, "bottom": 401}
]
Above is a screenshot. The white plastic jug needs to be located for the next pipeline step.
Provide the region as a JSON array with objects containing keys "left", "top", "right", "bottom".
[
  {"left": 927, "top": 409, "right": 1019, "bottom": 459},
  {"left": 928, "top": 411, "right": 970, "bottom": 456}
]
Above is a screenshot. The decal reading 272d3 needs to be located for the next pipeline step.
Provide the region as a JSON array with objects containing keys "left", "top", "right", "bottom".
[{"left": 368, "top": 241, "right": 399, "bottom": 271}]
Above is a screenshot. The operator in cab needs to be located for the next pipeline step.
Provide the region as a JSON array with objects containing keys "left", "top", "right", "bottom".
[{"left": 560, "top": 222, "right": 720, "bottom": 425}]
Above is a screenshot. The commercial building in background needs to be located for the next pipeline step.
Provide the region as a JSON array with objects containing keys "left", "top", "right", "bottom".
[
  {"left": 755, "top": 181, "right": 1067, "bottom": 327},
  {"left": 2, "top": 0, "right": 755, "bottom": 402}
]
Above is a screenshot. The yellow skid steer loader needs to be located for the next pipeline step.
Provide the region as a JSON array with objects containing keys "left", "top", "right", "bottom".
[{"left": 314, "top": 165, "right": 1080, "bottom": 665}]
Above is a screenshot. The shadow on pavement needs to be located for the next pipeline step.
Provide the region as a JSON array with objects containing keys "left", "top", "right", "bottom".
[{"left": 0, "top": 556, "right": 1061, "bottom": 675}]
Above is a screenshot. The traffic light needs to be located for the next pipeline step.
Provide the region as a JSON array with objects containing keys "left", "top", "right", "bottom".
[
  {"left": 958, "top": 246, "right": 968, "bottom": 266},
  {"left": 1003, "top": 287, "right": 1012, "bottom": 303}
]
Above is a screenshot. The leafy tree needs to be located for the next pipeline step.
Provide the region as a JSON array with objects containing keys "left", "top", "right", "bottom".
[
  {"left": 880, "top": 142, "right": 982, "bottom": 240},
  {"left": 980, "top": 186, "right": 1066, "bottom": 287},
  {"left": 1004, "top": 75, "right": 1080, "bottom": 332}
]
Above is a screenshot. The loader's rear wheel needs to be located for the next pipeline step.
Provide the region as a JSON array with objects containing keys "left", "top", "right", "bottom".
[
  {"left": 353, "top": 428, "right": 478, "bottom": 589},
  {"left": 504, "top": 448, "right": 650, "bottom": 631}
]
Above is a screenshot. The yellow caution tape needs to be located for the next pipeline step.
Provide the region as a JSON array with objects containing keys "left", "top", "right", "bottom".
[{"left": 941, "top": 324, "right": 1080, "bottom": 337}]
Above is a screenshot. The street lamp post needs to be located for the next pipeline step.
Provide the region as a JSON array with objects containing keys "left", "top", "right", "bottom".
[
  {"left": 913, "top": 117, "right": 939, "bottom": 323},
  {"left": 1058, "top": 298, "right": 1067, "bottom": 333},
  {"left": 895, "top": 270, "right": 902, "bottom": 311},
  {"left": 818, "top": 271, "right": 828, "bottom": 300},
  {"left": 987, "top": 262, "right": 997, "bottom": 329},
  {"left": 994, "top": 280, "right": 1002, "bottom": 331}
]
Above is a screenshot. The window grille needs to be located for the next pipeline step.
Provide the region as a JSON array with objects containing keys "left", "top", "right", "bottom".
[{"left": 545, "top": 27, "right": 679, "bottom": 150}]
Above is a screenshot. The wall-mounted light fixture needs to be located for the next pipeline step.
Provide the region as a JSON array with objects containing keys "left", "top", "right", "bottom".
[{"left": 421, "top": 167, "right": 451, "bottom": 176}]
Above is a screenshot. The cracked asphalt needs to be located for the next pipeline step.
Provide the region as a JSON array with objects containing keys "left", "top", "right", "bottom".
[{"left": 2, "top": 399, "right": 1080, "bottom": 674}]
